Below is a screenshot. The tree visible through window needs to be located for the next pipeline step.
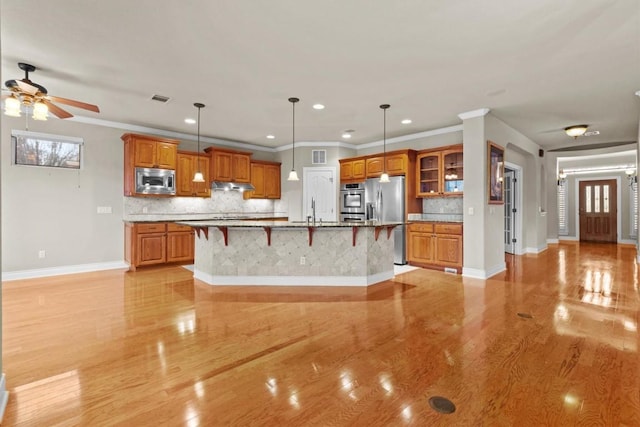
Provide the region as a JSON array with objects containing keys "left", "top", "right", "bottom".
[{"left": 12, "top": 130, "right": 82, "bottom": 169}]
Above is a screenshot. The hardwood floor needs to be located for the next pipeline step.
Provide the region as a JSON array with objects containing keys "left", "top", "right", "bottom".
[{"left": 2, "top": 242, "right": 639, "bottom": 426}]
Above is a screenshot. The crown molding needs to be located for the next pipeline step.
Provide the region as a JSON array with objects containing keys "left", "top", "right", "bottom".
[
  {"left": 457, "top": 108, "right": 491, "bottom": 120},
  {"left": 69, "top": 114, "right": 463, "bottom": 153},
  {"left": 356, "top": 124, "right": 463, "bottom": 150}
]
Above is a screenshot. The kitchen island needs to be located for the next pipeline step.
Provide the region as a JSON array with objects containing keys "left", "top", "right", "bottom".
[{"left": 176, "top": 220, "right": 401, "bottom": 287}]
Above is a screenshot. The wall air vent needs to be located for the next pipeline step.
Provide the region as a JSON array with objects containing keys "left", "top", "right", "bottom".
[
  {"left": 151, "top": 94, "right": 171, "bottom": 103},
  {"left": 312, "top": 150, "right": 327, "bottom": 165}
]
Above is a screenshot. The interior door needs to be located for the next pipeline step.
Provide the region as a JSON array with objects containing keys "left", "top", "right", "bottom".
[
  {"left": 303, "top": 167, "right": 337, "bottom": 222},
  {"left": 579, "top": 179, "right": 617, "bottom": 242},
  {"left": 504, "top": 169, "right": 516, "bottom": 253}
]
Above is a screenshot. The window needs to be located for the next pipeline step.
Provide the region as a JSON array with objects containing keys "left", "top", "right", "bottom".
[
  {"left": 558, "top": 180, "right": 568, "bottom": 235},
  {"left": 11, "top": 130, "right": 83, "bottom": 169},
  {"left": 632, "top": 181, "right": 638, "bottom": 238}
]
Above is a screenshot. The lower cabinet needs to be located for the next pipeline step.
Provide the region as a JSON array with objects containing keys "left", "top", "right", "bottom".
[
  {"left": 125, "top": 222, "right": 194, "bottom": 271},
  {"left": 407, "top": 222, "right": 463, "bottom": 272}
]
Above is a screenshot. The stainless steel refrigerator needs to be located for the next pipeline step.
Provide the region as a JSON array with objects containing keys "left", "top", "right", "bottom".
[{"left": 364, "top": 176, "right": 406, "bottom": 265}]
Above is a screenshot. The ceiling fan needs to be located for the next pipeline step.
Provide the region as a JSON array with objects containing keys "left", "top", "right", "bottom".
[{"left": 2, "top": 62, "right": 100, "bottom": 120}]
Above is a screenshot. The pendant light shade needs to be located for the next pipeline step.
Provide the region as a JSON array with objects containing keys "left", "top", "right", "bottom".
[
  {"left": 379, "top": 104, "right": 390, "bottom": 183},
  {"left": 287, "top": 97, "right": 300, "bottom": 181},
  {"left": 193, "top": 102, "right": 206, "bottom": 183}
]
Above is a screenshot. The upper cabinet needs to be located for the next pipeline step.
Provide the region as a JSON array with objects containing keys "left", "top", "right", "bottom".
[
  {"left": 122, "top": 133, "right": 180, "bottom": 196},
  {"left": 416, "top": 144, "right": 463, "bottom": 197},
  {"left": 176, "top": 151, "right": 211, "bottom": 198},
  {"left": 122, "top": 133, "right": 178, "bottom": 170},
  {"left": 340, "top": 150, "right": 414, "bottom": 182},
  {"left": 339, "top": 159, "right": 366, "bottom": 182},
  {"left": 244, "top": 160, "right": 281, "bottom": 200},
  {"left": 366, "top": 153, "right": 407, "bottom": 178},
  {"left": 205, "top": 147, "right": 251, "bottom": 183}
]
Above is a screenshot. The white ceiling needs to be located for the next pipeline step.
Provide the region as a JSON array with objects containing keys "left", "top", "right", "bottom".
[{"left": 1, "top": 1, "right": 639, "bottom": 151}]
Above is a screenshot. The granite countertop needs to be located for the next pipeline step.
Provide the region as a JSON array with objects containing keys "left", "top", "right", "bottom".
[
  {"left": 123, "top": 212, "right": 288, "bottom": 223},
  {"left": 407, "top": 213, "right": 463, "bottom": 223},
  {"left": 176, "top": 220, "right": 403, "bottom": 228}
]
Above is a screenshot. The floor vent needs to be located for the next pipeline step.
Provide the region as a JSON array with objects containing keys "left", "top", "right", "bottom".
[
  {"left": 312, "top": 150, "right": 327, "bottom": 164},
  {"left": 151, "top": 94, "right": 171, "bottom": 103},
  {"left": 428, "top": 396, "right": 456, "bottom": 414},
  {"left": 444, "top": 267, "right": 457, "bottom": 274}
]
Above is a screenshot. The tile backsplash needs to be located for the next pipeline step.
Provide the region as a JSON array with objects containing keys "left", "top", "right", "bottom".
[
  {"left": 422, "top": 197, "right": 463, "bottom": 214},
  {"left": 123, "top": 191, "right": 280, "bottom": 221}
]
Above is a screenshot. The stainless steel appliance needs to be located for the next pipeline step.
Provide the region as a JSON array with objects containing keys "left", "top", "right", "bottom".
[
  {"left": 340, "top": 183, "right": 365, "bottom": 216},
  {"left": 364, "top": 176, "right": 406, "bottom": 265},
  {"left": 135, "top": 167, "right": 176, "bottom": 195}
]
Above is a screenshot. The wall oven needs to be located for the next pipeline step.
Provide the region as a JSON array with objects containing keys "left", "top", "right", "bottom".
[
  {"left": 135, "top": 167, "right": 176, "bottom": 195},
  {"left": 340, "top": 183, "right": 365, "bottom": 215}
]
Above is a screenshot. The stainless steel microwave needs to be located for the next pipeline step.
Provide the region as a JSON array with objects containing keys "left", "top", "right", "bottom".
[{"left": 135, "top": 167, "right": 176, "bottom": 195}]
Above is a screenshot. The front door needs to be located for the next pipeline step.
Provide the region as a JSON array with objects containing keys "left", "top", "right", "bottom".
[{"left": 579, "top": 179, "right": 617, "bottom": 243}]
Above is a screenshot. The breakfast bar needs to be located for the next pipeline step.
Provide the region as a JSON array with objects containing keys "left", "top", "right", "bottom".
[{"left": 177, "top": 220, "right": 401, "bottom": 286}]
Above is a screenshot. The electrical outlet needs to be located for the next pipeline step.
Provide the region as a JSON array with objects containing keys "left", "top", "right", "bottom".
[
  {"left": 97, "top": 206, "right": 112, "bottom": 214},
  {"left": 142, "top": 207, "right": 149, "bottom": 214},
  {"left": 300, "top": 256, "right": 306, "bottom": 265},
  {"left": 38, "top": 250, "right": 46, "bottom": 259}
]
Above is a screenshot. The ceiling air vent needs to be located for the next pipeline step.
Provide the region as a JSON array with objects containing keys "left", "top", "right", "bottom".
[
  {"left": 150, "top": 94, "right": 171, "bottom": 103},
  {"left": 312, "top": 150, "right": 327, "bottom": 165}
]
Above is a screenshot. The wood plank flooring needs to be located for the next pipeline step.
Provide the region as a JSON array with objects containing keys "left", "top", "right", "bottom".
[{"left": 2, "top": 242, "right": 639, "bottom": 426}]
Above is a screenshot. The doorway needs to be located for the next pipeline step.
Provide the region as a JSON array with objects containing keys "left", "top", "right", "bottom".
[
  {"left": 303, "top": 167, "right": 337, "bottom": 222},
  {"left": 578, "top": 179, "right": 617, "bottom": 242}
]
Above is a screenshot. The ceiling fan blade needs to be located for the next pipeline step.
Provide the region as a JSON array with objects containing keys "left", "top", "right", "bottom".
[
  {"left": 43, "top": 100, "right": 73, "bottom": 119},
  {"left": 16, "top": 79, "right": 39, "bottom": 95},
  {"left": 48, "top": 95, "right": 100, "bottom": 113}
]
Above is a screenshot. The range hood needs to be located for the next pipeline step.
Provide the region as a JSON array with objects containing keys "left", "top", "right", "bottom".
[{"left": 211, "top": 181, "right": 255, "bottom": 192}]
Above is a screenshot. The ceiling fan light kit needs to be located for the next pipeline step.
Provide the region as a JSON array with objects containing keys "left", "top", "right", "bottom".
[
  {"left": 2, "top": 62, "right": 100, "bottom": 120},
  {"left": 564, "top": 124, "right": 589, "bottom": 139}
]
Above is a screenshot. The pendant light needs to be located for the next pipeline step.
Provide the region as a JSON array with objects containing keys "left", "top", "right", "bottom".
[
  {"left": 192, "top": 102, "right": 205, "bottom": 183},
  {"left": 287, "top": 97, "right": 300, "bottom": 181},
  {"left": 379, "top": 104, "right": 390, "bottom": 183}
]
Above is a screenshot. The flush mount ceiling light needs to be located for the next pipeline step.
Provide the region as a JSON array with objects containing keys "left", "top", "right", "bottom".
[
  {"left": 287, "top": 97, "right": 300, "bottom": 181},
  {"left": 192, "top": 102, "right": 205, "bottom": 183},
  {"left": 379, "top": 104, "right": 391, "bottom": 183},
  {"left": 564, "top": 124, "right": 589, "bottom": 139}
]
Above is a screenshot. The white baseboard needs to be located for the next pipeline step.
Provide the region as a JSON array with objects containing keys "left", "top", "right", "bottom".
[
  {"left": 2, "top": 261, "right": 129, "bottom": 282},
  {"left": 559, "top": 236, "right": 579, "bottom": 242},
  {"left": 547, "top": 238, "right": 559, "bottom": 244},
  {"left": 462, "top": 262, "right": 506, "bottom": 279},
  {"left": 193, "top": 269, "right": 394, "bottom": 287},
  {"left": 525, "top": 245, "right": 548, "bottom": 254},
  {"left": 0, "top": 373, "right": 8, "bottom": 423}
]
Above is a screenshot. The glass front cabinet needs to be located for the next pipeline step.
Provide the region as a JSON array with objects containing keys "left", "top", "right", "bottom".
[{"left": 416, "top": 146, "right": 463, "bottom": 197}]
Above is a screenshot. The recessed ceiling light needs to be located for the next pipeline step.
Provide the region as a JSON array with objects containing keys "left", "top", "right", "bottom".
[
  {"left": 313, "top": 104, "right": 325, "bottom": 110},
  {"left": 266, "top": 135, "right": 275, "bottom": 139},
  {"left": 342, "top": 133, "right": 352, "bottom": 139},
  {"left": 184, "top": 118, "right": 196, "bottom": 124},
  {"left": 584, "top": 130, "right": 600, "bottom": 136},
  {"left": 401, "top": 119, "right": 412, "bottom": 124},
  {"left": 635, "top": 90, "right": 640, "bottom": 97}
]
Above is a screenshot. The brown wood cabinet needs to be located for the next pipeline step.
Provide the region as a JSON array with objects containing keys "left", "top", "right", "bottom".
[
  {"left": 339, "top": 159, "right": 366, "bottom": 182},
  {"left": 205, "top": 147, "right": 252, "bottom": 183},
  {"left": 176, "top": 151, "right": 211, "bottom": 197},
  {"left": 122, "top": 133, "right": 179, "bottom": 196},
  {"left": 365, "top": 153, "right": 407, "bottom": 178},
  {"left": 244, "top": 161, "right": 281, "bottom": 199},
  {"left": 416, "top": 144, "right": 463, "bottom": 197},
  {"left": 125, "top": 222, "right": 194, "bottom": 271},
  {"left": 407, "top": 222, "right": 463, "bottom": 272}
]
